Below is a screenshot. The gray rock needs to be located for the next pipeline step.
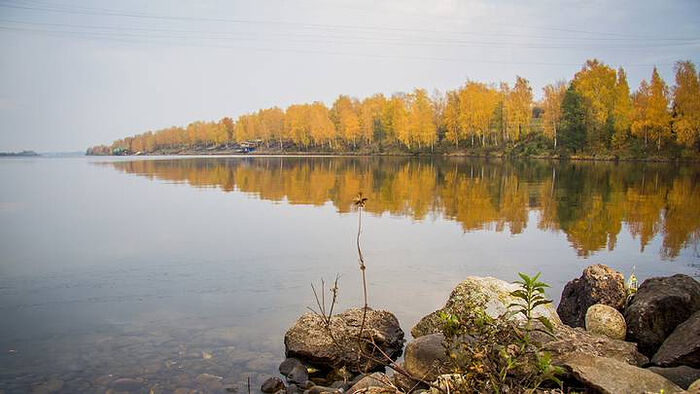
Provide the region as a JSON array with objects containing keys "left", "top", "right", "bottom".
[
  {"left": 347, "top": 372, "right": 391, "bottom": 394},
  {"left": 648, "top": 365, "right": 700, "bottom": 390},
  {"left": 280, "top": 358, "right": 306, "bottom": 376},
  {"left": 288, "top": 365, "right": 309, "bottom": 385},
  {"left": 403, "top": 333, "right": 450, "bottom": 382},
  {"left": 535, "top": 322, "right": 648, "bottom": 366},
  {"left": 285, "top": 308, "right": 404, "bottom": 373},
  {"left": 560, "top": 353, "right": 684, "bottom": 394},
  {"left": 392, "top": 370, "right": 423, "bottom": 393},
  {"left": 411, "top": 276, "right": 560, "bottom": 338},
  {"left": 195, "top": 373, "right": 224, "bottom": 392},
  {"left": 261, "top": 376, "right": 286, "bottom": 393},
  {"left": 557, "top": 264, "right": 626, "bottom": 328},
  {"left": 652, "top": 309, "right": 700, "bottom": 368},
  {"left": 584, "top": 303, "right": 626, "bottom": 340},
  {"left": 625, "top": 274, "right": 700, "bottom": 356},
  {"left": 109, "top": 377, "right": 145, "bottom": 391}
]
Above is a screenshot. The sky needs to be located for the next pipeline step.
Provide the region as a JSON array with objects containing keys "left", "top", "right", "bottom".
[{"left": 0, "top": 0, "right": 698, "bottom": 152}]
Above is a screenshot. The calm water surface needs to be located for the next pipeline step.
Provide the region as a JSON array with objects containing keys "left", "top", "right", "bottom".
[{"left": 1, "top": 156, "right": 698, "bottom": 393}]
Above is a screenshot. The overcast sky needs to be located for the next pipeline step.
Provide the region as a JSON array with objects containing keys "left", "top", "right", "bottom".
[{"left": 0, "top": 0, "right": 698, "bottom": 152}]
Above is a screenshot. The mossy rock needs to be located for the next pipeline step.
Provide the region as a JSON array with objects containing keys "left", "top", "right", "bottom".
[{"left": 411, "top": 276, "right": 561, "bottom": 338}]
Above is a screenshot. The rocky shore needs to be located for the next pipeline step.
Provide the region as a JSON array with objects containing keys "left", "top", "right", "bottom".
[{"left": 263, "top": 265, "right": 700, "bottom": 393}]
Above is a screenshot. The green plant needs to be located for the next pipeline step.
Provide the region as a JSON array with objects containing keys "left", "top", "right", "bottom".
[
  {"left": 434, "top": 273, "right": 565, "bottom": 393},
  {"left": 509, "top": 272, "right": 556, "bottom": 346}
]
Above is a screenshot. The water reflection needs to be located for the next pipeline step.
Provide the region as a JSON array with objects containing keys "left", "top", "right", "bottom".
[{"left": 107, "top": 157, "right": 700, "bottom": 260}]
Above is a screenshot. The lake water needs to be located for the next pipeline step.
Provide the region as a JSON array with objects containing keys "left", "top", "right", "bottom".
[{"left": 1, "top": 156, "right": 698, "bottom": 393}]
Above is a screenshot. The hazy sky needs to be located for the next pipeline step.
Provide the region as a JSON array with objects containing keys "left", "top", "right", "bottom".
[{"left": 0, "top": 0, "right": 698, "bottom": 152}]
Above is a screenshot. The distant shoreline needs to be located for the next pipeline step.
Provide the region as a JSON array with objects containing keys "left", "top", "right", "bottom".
[
  {"left": 86, "top": 148, "right": 700, "bottom": 163},
  {"left": 0, "top": 150, "right": 39, "bottom": 157}
]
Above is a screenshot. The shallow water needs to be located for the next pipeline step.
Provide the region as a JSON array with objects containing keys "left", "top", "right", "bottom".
[{"left": 0, "top": 156, "right": 698, "bottom": 393}]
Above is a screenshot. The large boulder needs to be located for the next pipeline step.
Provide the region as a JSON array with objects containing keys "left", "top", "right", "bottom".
[
  {"left": 557, "top": 264, "right": 626, "bottom": 328},
  {"left": 647, "top": 366, "right": 700, "bottom": 390},
  {"left": 403, "top": 333, "right": 450, "bottom": 382},
  {"left": 625, "top": 274, "right": 700, "bottom": 356},
  {"left": 411, "top": 276, "right": 561, "bottom": 338},
  {"left": 652, "top": 309, "right": 700, "bottom": 368},
  {"left": 559, "top": 353, "right": 684, "bottom": 394},
  {"left": 536, "top": 322, "right": 648, "bottom": 366},
  {"left": 584, "top": 303, "right": 626, "bottom": 340},
  {"left": 284, "top": 308, "right": 404, "bottom": 373}
]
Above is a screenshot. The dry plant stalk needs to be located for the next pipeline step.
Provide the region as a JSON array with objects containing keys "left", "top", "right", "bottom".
[
  {"left": 353, "top": 192, "right": 369, "bottom": 347},
  {"left": 308, "top": 275, "right": 340, "bottom": 327}
]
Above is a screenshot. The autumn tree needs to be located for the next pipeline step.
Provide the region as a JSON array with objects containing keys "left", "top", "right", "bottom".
[
  {"left": 258, "top": 107, "right": 286, "bottom": 149},
  {"left": 331, "top": 95, "right": 361, "bottom": 148},
  {"left": 359, "top": 94, "right": 386, "bottom": 144},
  {"left": 443, "top": 90, "right": 461, "bottom": 146},
  {"left": 672, "top": 61, "right": 700, "bottom": 149},
  {"left": 408, "top": 88, "right": 436, "bottom": 150},
  {"left": 632, "top": 68, "right": 671, "bottom": 150},
  {"left": 285, "top": 104, "right": 311, "bottom": 147},
  {"left": 505, "top": 76, "right": 533, "bottom": 141},
  {"left": 308, "top": 102, "right": 336, "bottom": 148},
  {"left": 571, "top": 59, "right": 617, "bottom": 148},
  {"left": 384, "top": 94, "right": 409, "bottom": 147},
  {"left": 611, "top": 68, "right": 632, "bottom": 149},
  {"left": 542, "top": 81, "right": 567, "bottom": 148}
]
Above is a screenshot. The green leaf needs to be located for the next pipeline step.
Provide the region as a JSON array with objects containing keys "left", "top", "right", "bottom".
[
  {"left": 537, "top": 316, "right": 555, "bottom": 333},
  {"left": 517, "top": 272, "right": 531, "bottom": 283},
  {"left": 532, "top": 299, "right": 552, "bottom": 308}
]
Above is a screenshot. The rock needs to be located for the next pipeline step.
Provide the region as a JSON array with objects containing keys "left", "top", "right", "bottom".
[
  {"left": 347, "top": 372, "right": 392, "bottom": 394},
  {"left": 330, "top": 380, "right": 351, "bottom": 390},
  {"left": 403, "top": 333, "right": 450, "bottom": 382},
  {"left": 391, "top": 368, "right": 423, "bottom": 393},
  {"left": 280, "top": 358, "right": 306, "bottom": 376},
  {"left": 652, "top": 309, "right": 700, "bottom": 367},
  {"left": 648, "top": 365, "right": 700, "bottom": 390},
  {"left": 584, "top": 303, "right": 626, "bottom": 340},
  {"left": 261, "top": 377, "right": 286, "bottom": 393},
  {"left": 411, "top": 276, "right": 561, "bottom": 338},
  {"left": 285, "top": 308, "right": 404, "bottom": 373},
  {"left": 557, "top": 264, "right": 626, "bottom": 328},
  {"left": 195, "top": 373, "right": 224, "bottom": 392},
  {"left": 689, "top": 378, "right": 700, "bottom": 393},
  {"left": 559, "top": 353, "right": 684, "bottom": 394},
  {"left": 31, "top": 378, "right": 64, "bottom": 394},
  {"left": 307, "top": 385, "right": 343, "bottom": 393},
  {"left": 288, "top": 365, "right": 309, "bottom": 385},
  {"left": 535, "top": 322, "right": 648, "bottom": 366},
  {"left": 625, "top": 274, "right": 700, "bottom": 356},
  {"left": 109, "top": 378, "right": 144, "bottom": 392}
]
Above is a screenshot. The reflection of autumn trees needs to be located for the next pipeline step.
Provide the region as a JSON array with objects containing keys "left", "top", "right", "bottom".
[{"left": 109, "top": 158, "right": 699, "bottom": 258}]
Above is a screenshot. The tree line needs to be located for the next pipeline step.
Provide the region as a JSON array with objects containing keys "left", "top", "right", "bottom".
[{"left": 88, "top": 59, "right": 700, "bottom": 157}]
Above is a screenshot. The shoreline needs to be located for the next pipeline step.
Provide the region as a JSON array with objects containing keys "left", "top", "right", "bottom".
[{"left": 86, "top": 149, "right": 700, "bottom": 163}]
